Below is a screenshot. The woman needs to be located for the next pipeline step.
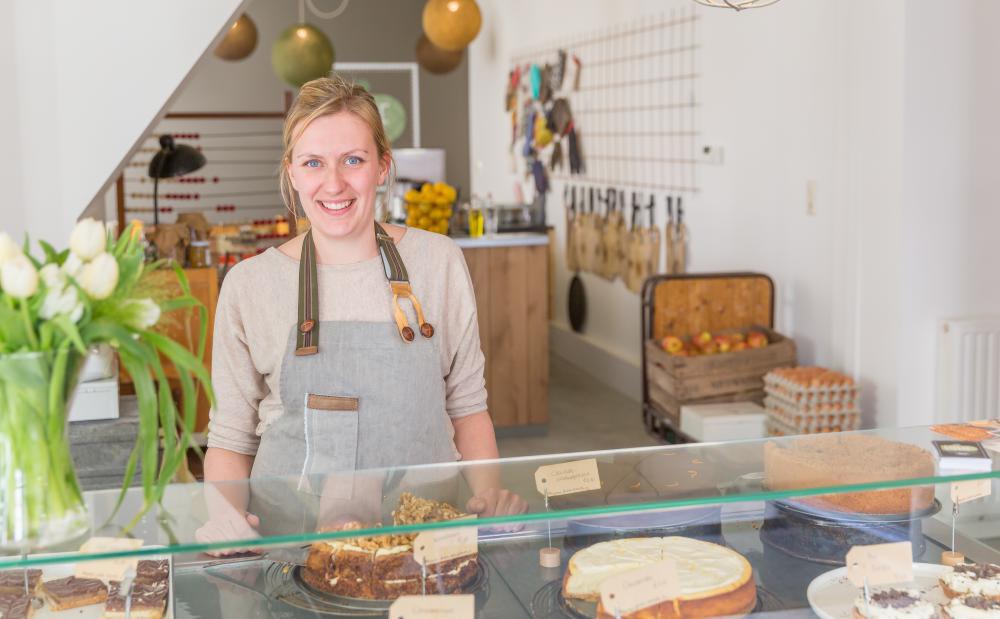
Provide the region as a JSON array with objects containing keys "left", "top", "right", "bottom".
[{"left": 196, "top": 76, "right": 525, "bottom": 547}]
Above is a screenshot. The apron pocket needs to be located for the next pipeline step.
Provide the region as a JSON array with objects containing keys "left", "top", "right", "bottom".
[{"left": 299, "top": 394, "right": 359, "bottom": 496}]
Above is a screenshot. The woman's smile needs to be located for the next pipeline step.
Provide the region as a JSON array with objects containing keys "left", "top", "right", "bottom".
[{"left": 316, "top": 198, "right": 356, "bottom": 216}]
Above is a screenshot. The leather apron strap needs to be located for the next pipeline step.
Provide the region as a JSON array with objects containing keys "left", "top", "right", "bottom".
[
  {"left": 294, "top": 223, "right": 434, "bottom": 356},
  {"left": 374, "top": 222, "right": 435, "bottom": 342},
  {"left": 295, "top": 229, "right": 320, "bottom": 356}
]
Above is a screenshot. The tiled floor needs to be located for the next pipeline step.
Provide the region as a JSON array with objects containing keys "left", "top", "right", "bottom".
[{"left": 495, "top": 355, "right": 659, "bottom": 458}]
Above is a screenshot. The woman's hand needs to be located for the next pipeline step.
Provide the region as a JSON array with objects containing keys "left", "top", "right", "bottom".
[
  {"left": 466, "top": 488, "right": 528, "bottom": 532},
  {"left": 195, "top": 512, "right": 262, "bottom": 557}
]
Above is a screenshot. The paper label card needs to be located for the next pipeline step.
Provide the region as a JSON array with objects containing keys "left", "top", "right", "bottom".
[
  {"left": 845, "top": 542, "right": 914, "bottom": 587},
  {"left": 75, "top": 537, "right": 143, "bottom": 581},
  {"left": 413, "top": 526, "right": 478, "bottom": 567},
  {"left": 599, "top": 559, "right": 679, "bottom": 616},
  {"left": 534, "top": 458, "right": 601, "bottom": 497},
  {"left": 389, "top": 594, "right": 474, "bottom": 618},
  {"left": 951, "top": 479, "right": 993, "bottom": 504}
]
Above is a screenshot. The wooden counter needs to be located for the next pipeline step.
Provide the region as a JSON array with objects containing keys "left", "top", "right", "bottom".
[{"left": 462, "top": 238, "right": 549, "bottom": 429}]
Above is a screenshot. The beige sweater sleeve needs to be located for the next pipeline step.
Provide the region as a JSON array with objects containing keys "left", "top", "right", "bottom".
[
  {"left": 205, "top": 268, "right": 267, "bottom": 456},
  {"left": 440, "top": 241, "right": 489, "bottom": 418}
]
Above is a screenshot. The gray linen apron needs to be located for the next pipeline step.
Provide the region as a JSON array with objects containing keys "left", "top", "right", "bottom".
[{"left": 248, "top": 224, "right": 458, "bottom": 535}]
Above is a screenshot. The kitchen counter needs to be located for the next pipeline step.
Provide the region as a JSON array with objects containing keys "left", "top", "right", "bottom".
[
  {"left": 460, "top": 237, "right": 550, "bottom": 430},
  {"left": 452, "top": 232, "right": 549, "bottom": 248}
]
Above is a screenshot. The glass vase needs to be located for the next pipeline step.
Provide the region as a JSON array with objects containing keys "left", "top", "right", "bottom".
[{"left": 0, "top": 349, "right": 90, "bottom": 552}]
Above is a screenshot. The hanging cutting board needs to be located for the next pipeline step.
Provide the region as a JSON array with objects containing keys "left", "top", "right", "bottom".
[{"left": 600, "top": 205, "right": 624, "bottom": 281}]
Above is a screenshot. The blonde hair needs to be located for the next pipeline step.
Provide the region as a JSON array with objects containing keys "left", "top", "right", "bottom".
[{"left": 279, "top": 75, "right": 394, "bottom": 219}]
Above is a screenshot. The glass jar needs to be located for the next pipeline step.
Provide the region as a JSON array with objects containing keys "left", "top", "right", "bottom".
[{"left": 187, "top": 241, "right": 211, "bottom": 269}]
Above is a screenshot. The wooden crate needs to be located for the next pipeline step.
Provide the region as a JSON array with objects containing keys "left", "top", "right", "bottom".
[
  {"left": 648, "top": 384, "right": 766, "bottom": 429},
  {"left": 645, "top": 326, "right": 797, "bottom": 400}
]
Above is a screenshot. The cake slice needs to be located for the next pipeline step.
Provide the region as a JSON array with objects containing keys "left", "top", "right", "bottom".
[
  {"left": 941, "top": 563, "right": 1000, "bottom": 600},
  {"left": 134, "top": 560, "right": 169, "bottom": 586},
  {"left": 102, "top": 579, "right": 169, "bottom": 619},
  {"left": 0, "top": 592, "right": 34, "bottom": 619},
  {"left": 41, "top": 575, "right": 107, "bottom": 610},
  {"left": 852, "top": 588, "right": 936, "bottom": 619},
  {"left": 942, "top": 595, "right": 1000, "bottom": 618},
  {"left": 0, "top": 569, "right": 41, "bottom": 596}
]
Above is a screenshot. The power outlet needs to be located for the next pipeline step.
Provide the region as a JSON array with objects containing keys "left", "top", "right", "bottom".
[{"left": 699, "top": 144, "right": 724, "bottom": 165}]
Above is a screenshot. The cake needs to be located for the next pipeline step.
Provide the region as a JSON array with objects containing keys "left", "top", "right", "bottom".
[
  {"left": 562, "top": 536, "right": 756, "bottom": 618},
  {"left": 0, "top": 592, "right": 33, "bottom": 619},
  {"left": 103, "top": 579, "right": 169, "bottom": 619},
  {"left": 0, "top": 569, "right": 41, "bottom": 596},
  {"left": 763, "top": 434, "right": 936, "bottom": 514},
  {"left": 40, "top": 575, "right": 107, "bottom": 610},
  {"left": 943, "top": 595, "right": 1000, "bottom": 618},
  {"left": 133, "top": 560, "right": 169, "bottom": 586},
  {"left": 851, "top": 588, "right": 935, "bottom": 619},
  {"left": 941, "top": 564, "right": 1000, "bottom": 600},
  {"left": 103, "top": 559, "right": 171, "bottom": 619},
  {"left": 302, "top": 493, "right": 478, "bottom": 600}
]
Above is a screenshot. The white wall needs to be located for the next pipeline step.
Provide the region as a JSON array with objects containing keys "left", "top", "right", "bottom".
[
  {"left": 470, "top": 0, "right": 913, "bottom": 426},
  {"left": 898, "top": 1, "right": 1000, "bottom": 426},
  {"left": 1, "top": 0, "right": 244, "bottom": 244}
]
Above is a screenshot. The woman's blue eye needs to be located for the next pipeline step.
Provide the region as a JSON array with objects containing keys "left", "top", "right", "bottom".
[
  {"left": 305, "top": 159, "right": 321, "bottom": 168},
  {"left": 345, "top": 156, "right": 363, "bottom": 166}
]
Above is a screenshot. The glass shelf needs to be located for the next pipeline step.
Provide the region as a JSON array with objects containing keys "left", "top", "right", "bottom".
[{"left": 0, "top": 424, "right": 996, "bottom": 568}]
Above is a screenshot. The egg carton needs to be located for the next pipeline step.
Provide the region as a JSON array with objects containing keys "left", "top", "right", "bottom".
[
  {"left": 763, "top": 394, "right": 861, "bottom": 416},
  {"left": 766, "top": 415, "right": 860, "bottom": 437},
  {"left": 763, "top": 369, "right": 860, "bottom": 404},
  {"left": 765, "top": 405, "right": 862, "bottom": 434}
]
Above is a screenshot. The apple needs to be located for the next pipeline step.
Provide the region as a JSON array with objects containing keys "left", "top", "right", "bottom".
[
  {"left": 695, "top": 331, "right": 713, "bottom": 346},
  {"left": 732, "top": 342, "right": 748, "bottom": 352},
  {"left": 713, "top": 335, "right": 732, "bottom": 353},
  {"left": 747, "top": 331, "right": 769, "bottom": 349},
  {"left": 699, "top": 341, "right": 719, "bottom": 355},
  {"left": 730, "top": 332, "right": 746, "bottom": 344},
  {"left": 661, "top": 335, "right": 685, "bottom": 354}
]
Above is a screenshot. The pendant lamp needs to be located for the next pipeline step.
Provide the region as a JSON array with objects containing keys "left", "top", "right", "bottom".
[
  {"left": 214, "top": 13, "right": 258, "bottom": 61},
  {"left": 693, "top": 0, "right": 780, "bottom": 10},
  {"left": 272, "top": 24, "right": 335, "bottom": 88},
  {"left": 415, "top": 34, "right": 463, "bottom": 75},
  {"left": 422, "top": 0, "right": 482, "bottom": 52}
]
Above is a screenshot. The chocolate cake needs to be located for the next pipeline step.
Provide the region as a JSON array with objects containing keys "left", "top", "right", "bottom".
[
  {"left": 41, "top": 575, "right": 107, "bottom": 610},
  {"left": 851, "top": 588, "right": 936, "bottom": 619},
  {"left": 941, "top": 563, "right": 1000, "bottom": 601},
  {"left": 0, "top": 592, "right": 33, "bottom": 619},
  {"left": 943, "top": 595, "right": 1000, "bottom": 619},
  {"left": 303, "top": 493, "right": 477, "bottom": 600},
  {"left": 0, "top": 569, "right": 41, "bottom": 596},
  {"left": 103, "top": 579, "right": 169, "bottom": 619}
]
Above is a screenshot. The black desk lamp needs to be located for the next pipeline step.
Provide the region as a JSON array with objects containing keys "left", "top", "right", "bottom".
[{"left": 148, "top": 134, "right": 206, "bottom": 226}]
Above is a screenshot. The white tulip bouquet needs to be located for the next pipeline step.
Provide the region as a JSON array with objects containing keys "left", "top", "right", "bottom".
[{"left": 0, "top": 219, "right": 213, "bottom": 549}]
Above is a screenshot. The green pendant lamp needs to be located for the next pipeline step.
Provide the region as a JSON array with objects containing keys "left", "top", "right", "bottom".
[{"left": 272, "top": 23, "right": 335, "bottom": 88}]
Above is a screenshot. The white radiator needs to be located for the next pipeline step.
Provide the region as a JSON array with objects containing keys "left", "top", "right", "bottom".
[{"left": 935, "top": 317, "right": 1000, "bottom": 423}]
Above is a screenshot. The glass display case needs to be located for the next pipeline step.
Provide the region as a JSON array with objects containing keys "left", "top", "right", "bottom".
[{"left": 1, "top": 424, "right": 998, "bottom": 618}]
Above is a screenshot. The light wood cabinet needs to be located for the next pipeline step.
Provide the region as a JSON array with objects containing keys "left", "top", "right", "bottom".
[
  {"left": 120, "top": 267, "right": 217, "bottom": 434},
  {"left": 462, "top": 244, "right": 549, "bottom": 429}
]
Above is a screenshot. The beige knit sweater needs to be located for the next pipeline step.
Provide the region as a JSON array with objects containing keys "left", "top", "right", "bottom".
[{"left": 206, "top": 228, "right": 488, "bottom": 456}]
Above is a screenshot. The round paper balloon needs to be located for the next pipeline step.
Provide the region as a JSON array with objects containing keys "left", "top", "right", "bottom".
[
  {"left": 271, "top": 24, "right": 335, "bottom": 88},
  {"left": 374, "top": 94, "right": 407, "bottom": 142},
  {"left": 415, "top": 33, "right": 463, "bottom": 74},
  {"left": 214, "top": 13, "right": 258, "bottom": 61},
  {"left": 422, "top": 0, "right": 482, "bottom": 52}
]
